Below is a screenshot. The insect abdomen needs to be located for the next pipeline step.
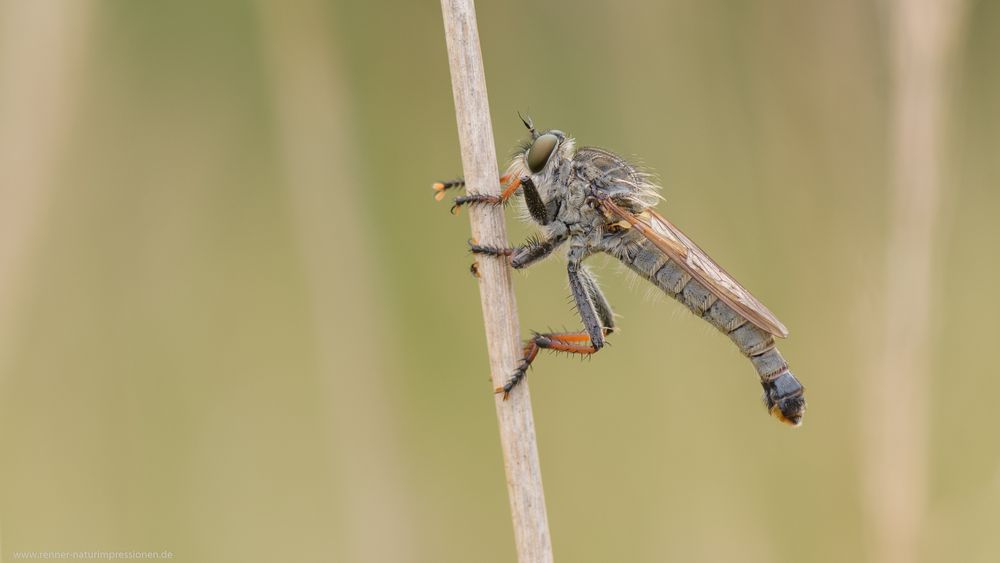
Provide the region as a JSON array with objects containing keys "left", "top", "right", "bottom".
[{"left": 621, "top": 238, "right": 806, "bottom": 425}]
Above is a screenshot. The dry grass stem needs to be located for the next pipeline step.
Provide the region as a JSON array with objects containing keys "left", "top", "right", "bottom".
[{"left": 439, "top": 0, "right": 554, "bottom": 561}]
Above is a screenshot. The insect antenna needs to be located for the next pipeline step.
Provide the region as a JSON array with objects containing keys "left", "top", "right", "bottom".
[{"left": 518, "top": 111, "right": 538, "bottom": 140}]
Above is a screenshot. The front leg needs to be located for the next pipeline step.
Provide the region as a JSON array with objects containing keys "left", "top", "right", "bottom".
[
  {"left": 432, "top": 173, "right": 515, "bottom": 200},
  {"left": 443, "top": 175, "right": 524, "bottom": 214},
  {"left": 520, "top": 176, "right": 554, "bottom": 225}
]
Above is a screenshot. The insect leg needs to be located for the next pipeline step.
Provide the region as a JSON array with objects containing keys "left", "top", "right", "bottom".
[
  {"left": 578, "top": 266, "right": 616, "bottom": 334},
  {"left": 433, "top": 174, "right": 519, "bottom": 202},
  {"left": 567, "top": 246, "right": 606, "bottom": 348},
  {"left": 496, "top": 330, "right": 607, "bottom": 399},
  {"left": 432, "top": 178, "right": 466, "bottom": 201},
  {"left": 520, "top": 177, "right": 551, "bottom": 225},
  {"left": 496, "top": 247, "right": 612, "bottom": 399},
  {"left": 448, "top": 176, "right": 522, "bottom": 214},
  {"left": 468, "top": 222, "right": 568, "bottom": 271}
]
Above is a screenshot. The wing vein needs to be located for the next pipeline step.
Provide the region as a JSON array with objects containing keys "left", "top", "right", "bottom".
[{"left": 598, "top": 198, "right": 788, "bottom": 337}]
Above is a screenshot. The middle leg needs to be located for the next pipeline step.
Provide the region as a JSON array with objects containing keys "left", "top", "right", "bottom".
[{"left": 469, "top": 222, "right": 568, "bottom": 273}]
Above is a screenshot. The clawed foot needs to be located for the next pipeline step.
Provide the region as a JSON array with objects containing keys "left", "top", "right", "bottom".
[
  {"left": 468, "top": 239, "right": 513, "bottom": 258},
  {"left": 432, "top": 174, "right": 521, "bottom": 214},
  {"left": 468, "top": 238, "right": 514, "bottom": 277},
  {"left": 432, "top": 179, "right": 465, "bottom": 201},
  {"left": 495, "top": 359, "right": 532, "bottom": 400}
]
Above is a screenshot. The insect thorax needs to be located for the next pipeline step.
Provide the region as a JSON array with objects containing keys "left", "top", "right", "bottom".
[
  {"left": 572, "top": 147, "right": 657, "bottom": 209},
  {"left": 508, "top": 136, "right": 660, "bottom": 254}
]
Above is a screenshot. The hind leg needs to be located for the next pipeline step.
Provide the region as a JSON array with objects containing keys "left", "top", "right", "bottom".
[
  {"left": 496, "top": 330, "right": 609, "bottom": 399},
  {"left": 497, "top": 251, "right": 616, "bottom": 398}
]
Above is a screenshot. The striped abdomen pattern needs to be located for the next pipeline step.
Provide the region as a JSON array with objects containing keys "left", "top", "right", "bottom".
[{"left": 621, "top": 238, "right": 806, "bottom": 424}]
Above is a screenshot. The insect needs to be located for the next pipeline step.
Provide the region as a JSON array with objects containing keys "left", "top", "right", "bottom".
[{"left": 434, "top": 116, "right": 806, "bottom": 426}]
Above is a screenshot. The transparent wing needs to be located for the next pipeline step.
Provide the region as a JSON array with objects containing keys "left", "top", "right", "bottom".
[{"left": 598, "top": 198, "right": 789, "bottom": 337}]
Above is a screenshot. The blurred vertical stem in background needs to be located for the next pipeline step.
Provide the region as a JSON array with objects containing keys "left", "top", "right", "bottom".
[
  {"left": 257, "top": 3, "right": 414, "bottom": 561},
  {"left": 439, "top": 0, "right": 554, "bottom": 561},
  {"left": 0, "top": 1, "right": 94, "bottom": 375},
  {"left": 865, "top": 1, "right": 966, "bottom": 562}
]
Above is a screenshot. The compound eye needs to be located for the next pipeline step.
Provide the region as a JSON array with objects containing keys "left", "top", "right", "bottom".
[{"left": 526, "top": 133, "right": 558, "bottom": 174}]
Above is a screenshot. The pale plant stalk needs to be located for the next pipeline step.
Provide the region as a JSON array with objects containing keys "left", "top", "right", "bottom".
[
  {"left": 864, "top": 1, "right": 965, "bottom": 562},
  {"left": 256, "top": 2, "right": 414, "bottom": 561},
  {"left": 0, "top": 1, "right": 94, "bottom": 375},
  {"left": 439, "top": 0, "right": 554, "bottom": 561}
]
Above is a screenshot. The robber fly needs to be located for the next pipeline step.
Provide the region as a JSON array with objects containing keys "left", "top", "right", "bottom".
[{"left": 434, "top": 116, "right": 806, "bottom": 426}]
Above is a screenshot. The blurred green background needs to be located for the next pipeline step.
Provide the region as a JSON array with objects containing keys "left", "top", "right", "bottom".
[{"left": 1, "top": 1, "right": 998, "bottom": 562}]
